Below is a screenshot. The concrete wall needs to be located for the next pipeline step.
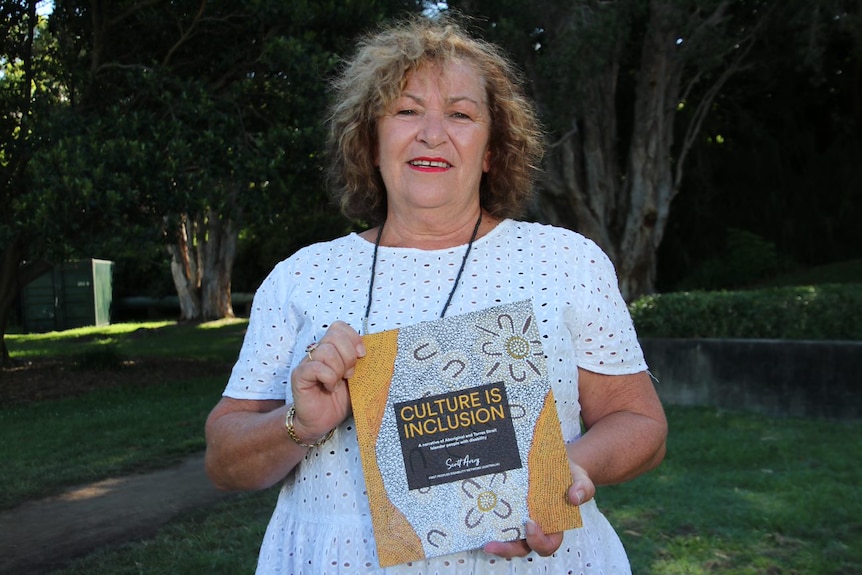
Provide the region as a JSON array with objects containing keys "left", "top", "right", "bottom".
[{"left": 640, "top": 339, "right": 862, "bottom": 420}]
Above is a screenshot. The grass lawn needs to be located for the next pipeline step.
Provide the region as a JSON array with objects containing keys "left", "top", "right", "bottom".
[
  {"left": 50, "top": 406, "right": 862, "bottom": 575},
  {"left": 1, "top": 320, "right": 247, "bottom": 508},
  {"left": 3, "top": 322, "right": 860, "bottom": 574},
  {"left": 601, "top": 406, "right": 862, "bottom": 574}
]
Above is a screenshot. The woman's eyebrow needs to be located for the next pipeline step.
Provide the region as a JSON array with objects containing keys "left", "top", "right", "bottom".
[
  {"left": 447, "top": 95, "right": 482, "bottom": 107},
  {"left": 399, "top": 93, "right": 482, "bottom": 107}
]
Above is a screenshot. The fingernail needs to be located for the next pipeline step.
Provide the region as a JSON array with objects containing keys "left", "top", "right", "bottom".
[
  {"left": 525, "top": 518, "right": 537, "bottom": 536},
  {"left": 357, "top": 343, "right": 366, "bottom": 357},
  {"left": 575, "top": 490, "right": 584, "bottom": 505}
]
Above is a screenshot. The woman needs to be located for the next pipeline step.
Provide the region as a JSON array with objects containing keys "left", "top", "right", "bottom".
[{"left": 205, "top": 14, "right": 667, "bottom": 574}]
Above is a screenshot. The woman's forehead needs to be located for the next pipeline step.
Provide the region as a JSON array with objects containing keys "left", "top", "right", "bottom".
[{"left": 397, "top": 59, "right": 486, "bottom": 100}]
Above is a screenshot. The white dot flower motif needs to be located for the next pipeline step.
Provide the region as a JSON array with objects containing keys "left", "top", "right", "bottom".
[
  {"left": 460, "top": 474, "right": 521, "bottom": 539},
  {"left": 475, "top": 309, "right": 545, "bottom": 387}
]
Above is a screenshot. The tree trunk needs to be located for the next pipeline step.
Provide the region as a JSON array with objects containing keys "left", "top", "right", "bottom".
[
  {"left": 200, "top": 209, "right": 236, "bottom": 321},
  {"left": 0, "top": 239, "right": 52, "bottom": 367},
  {"left": 166, "top": 210, "right": 237, "bottom": 322},
  {"left": 614, "top": 0, "right": 685, "bottom": 300},
  {"left": 535, "top": 0, "right": 737, "bottom": 301},
  {"left": 167, "top": 214, "right": 201, "bottom": 321},
  {"left": 539, "top": 60, "right": 623, "bottom": 266}
]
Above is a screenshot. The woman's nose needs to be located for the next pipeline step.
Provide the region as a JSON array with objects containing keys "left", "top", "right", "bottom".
[{"left": 417, "top": 112, "right": 446, "bottom": 147}]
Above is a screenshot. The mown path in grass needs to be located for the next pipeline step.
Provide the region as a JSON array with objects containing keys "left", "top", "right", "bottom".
[{"left": 0, "top": 452, "right": 229, "bottom": 574}]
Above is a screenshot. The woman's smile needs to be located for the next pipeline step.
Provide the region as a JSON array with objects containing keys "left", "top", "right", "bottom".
[{"left": 408, "top": 157, "right": 452, "bottom": 171}]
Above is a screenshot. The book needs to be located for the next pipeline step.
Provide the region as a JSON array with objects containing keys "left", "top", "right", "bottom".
[{"left": 349, "top": 299, "right": 582, "bottom": 567}]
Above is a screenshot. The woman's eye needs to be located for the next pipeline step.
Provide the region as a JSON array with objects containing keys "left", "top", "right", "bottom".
[{"left": 396, "top": 109, "right": 417, "bottom": 116}]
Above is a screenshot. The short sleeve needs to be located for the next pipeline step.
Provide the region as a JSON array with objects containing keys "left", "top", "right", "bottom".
[
  {"left": 223, "top": 261, "right": 298, "bottom": 401},
  {"left": 565, "top": 239, "right": 647, "bottom": 375}
]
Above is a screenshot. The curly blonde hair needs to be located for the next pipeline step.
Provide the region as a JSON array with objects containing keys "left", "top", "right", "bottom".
[{"left": 326, "top": 14, "right": 544, "bottom": 224}]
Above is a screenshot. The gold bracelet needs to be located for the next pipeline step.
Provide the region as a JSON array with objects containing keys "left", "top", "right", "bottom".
[{"left": 285, "top": 405, "right": 334, "bottom": 448}]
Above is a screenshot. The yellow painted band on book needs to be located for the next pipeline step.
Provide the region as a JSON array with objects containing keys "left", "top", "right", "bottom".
[
  {"left": 527, "top": 391, "right": 583, "bottom": 531},
  {"left": 351, "top": 329, "right": 425, "bottom": 567}
]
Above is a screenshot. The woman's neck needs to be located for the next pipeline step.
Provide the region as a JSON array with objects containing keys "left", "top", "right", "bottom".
[{"left": 363, "top": 208, "right": 499, "bottom": 250}]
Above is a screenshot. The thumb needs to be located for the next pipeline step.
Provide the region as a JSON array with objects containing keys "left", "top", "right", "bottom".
[{"left": 568, "top": 461, "right": 596, "bottom": 506}]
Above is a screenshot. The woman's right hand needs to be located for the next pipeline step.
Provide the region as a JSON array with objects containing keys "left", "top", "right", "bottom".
[
  {"left": 289, "top": 321, "right": 366, "bottom": 444},
  {"left": 205, "top": 321, "right": 365, "bottom": 491}
]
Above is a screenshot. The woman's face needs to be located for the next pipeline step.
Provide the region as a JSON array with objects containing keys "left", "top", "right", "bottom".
[{"left": 376, "top": 60, "right": 491, "bottom": 216}]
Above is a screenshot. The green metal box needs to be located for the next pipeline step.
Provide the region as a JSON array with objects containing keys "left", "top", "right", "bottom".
[{"left": 21, "top": 259, "right": 114, "bottom": 333}]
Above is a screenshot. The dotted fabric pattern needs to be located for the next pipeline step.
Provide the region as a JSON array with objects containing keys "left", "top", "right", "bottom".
[{"left": 224, "top": 219, "right": 645, "bottom": 574}]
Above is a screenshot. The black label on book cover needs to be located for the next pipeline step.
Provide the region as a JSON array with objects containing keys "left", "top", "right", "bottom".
[{"left": 394, "top": 383, "right": 522, "bottom": 490}]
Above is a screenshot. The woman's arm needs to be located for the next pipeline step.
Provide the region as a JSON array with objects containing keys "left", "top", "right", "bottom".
[
  {"left": 205, "top": 398, "right": 309, "bottom": 491},
  {"left": 568, "top": 367, "right": 667, "bottom": 487},
  {"left": 205, "top": 321, "right": 365, "bottom": 492}
]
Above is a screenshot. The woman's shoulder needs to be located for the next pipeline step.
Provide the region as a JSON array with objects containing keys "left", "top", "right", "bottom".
[
  {"left": 500, "top": 219, "right": 608, "bottom": 258},
  {"left": 272, "top": 233, "right": 365, "bottom": 269},
  {"left": 256, "top": 234, "right": 367, "bottom": 290}
]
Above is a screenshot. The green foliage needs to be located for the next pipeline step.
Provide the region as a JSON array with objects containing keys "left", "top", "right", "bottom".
[
  {"left": 768, "top": 259, "right": 862, "bottom": 287},
  {"left": 675, "top": 229, "right": 797, "bottom": 291},
  {"left": 1, "top": 3, "right": 63, "bottom": 249},
  {"left": 629, "top": 284, "right": 862, "bottom": 340},
  {"left": 12, "top": 0, "right": 422, "bottom": 306},
  {"left": 445, "top": 0, "right": 646, "bottom": 133},
  {"left": 659, "top": 2, "right": 862, "bottom": 291}
]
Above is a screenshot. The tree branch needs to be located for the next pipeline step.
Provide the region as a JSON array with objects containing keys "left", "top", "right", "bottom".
[
  {"left": 674, "top": 4, "right": 774, "bottom": 189},
  {"left": 107, "top": 0, "right": 163, "bottom": 28},
  {"left": 163, "top": 0, "right": 207, "bottom": 67}
]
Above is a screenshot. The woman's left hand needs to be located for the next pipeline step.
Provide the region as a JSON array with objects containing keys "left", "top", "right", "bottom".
[
  {"left": 483, "top": 461, "right": 595, "bottom": 558},
  {"left": 482, "top": 522, "right": 562, "bottom": 558}
]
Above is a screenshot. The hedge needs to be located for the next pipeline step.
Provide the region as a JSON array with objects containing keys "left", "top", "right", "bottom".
[{"left": 628, "top": 284, "right": 862, "bottom": 340}]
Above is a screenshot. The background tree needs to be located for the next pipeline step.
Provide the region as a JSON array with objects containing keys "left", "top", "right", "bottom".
[
  {"left": 33, "top": 0, "right": 421, "bottom": 321},
  {"left": 1, "top": 0, "right": 420, "bottom": 359},
  {"left": 658, "top": 1, "right": 862, "bottom": 290},
  {"left": 4, "top": 0, "right": 857, "bottom": 361},
  {"left": 448, "top": 0, "right": 858, "bottom": 299},
  {"left": 1, "top": 0, "right": 60, "bottom": 365}
]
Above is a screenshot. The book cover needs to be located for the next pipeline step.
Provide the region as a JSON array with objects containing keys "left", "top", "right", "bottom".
[{"left": 349, "top": 299, "right": 582, "bottom": 567}]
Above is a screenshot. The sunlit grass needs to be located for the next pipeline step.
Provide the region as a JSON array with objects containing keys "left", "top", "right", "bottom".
[
  {"left": 1, "top": 320, "right": 247, "bottom": 509},
  {"left": 7, "top": 321, "right": 174, "bottom": 344},
  {"left": 0, "top": 376, "right": 225, "bottom": 509},
  {"left": 6, "top": 318, "right": 248, "bottom": 362}
]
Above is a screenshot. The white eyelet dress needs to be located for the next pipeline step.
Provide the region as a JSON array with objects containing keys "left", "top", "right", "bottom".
[{"left": 223, "top": 219, "right": 648, "bottom": 575}]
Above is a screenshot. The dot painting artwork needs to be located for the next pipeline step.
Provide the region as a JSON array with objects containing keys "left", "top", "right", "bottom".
[{"left": 349, "top": 299, "right": 582, "bottom": 567}]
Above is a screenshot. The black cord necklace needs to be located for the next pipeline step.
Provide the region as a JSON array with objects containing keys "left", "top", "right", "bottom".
[{"left": 362, "top": 211, "right": 483, "bottom": 334}]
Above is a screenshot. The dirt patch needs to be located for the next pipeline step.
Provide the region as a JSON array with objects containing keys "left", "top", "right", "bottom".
[
  {"left": 0, "top": 453, "right": 232, "bottom": 575},
  {"left": 0, "top": 357, "right": 231, "bottom": 404}
]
